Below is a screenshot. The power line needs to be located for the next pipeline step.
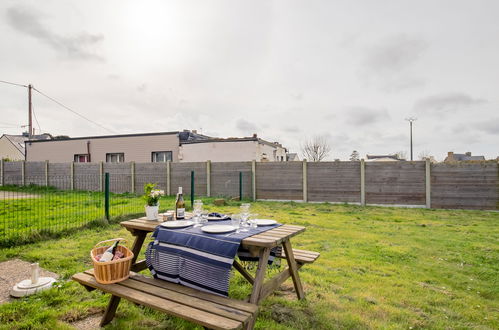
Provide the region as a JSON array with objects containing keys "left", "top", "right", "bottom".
[
  {"left": 32, "top": 87, "right": 115, "bottom": 134},
  {"left": 0, "top": 80, "right": 28, "bottom": 88},
  {"left": 32, "top": 105, "right": 42, "bottom": 134}
]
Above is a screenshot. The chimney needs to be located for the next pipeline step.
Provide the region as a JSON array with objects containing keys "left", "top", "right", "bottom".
[
  {"left": 447, "top": 151, "right": 454, "bottom": 157},
  {"left": 252, "top": 133, "right": 257, "bottom": 138},
  {"left": 192, "top": 129, "right": 197, "bottom": 134},
  {"left": 465, "top": 152, "right": 471, "bottom": 156}
]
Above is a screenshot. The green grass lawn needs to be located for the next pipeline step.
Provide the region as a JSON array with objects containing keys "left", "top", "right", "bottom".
[{"left": 0, "top": 200, "right": 498, "bottom": 329}]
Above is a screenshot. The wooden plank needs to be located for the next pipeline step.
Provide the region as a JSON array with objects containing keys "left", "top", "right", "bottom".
[
  {"left": 73, "top": 272, "right": 245, "bottom": 330},
  {"left": 249, "top": 248, "right": 271, "bottom": 304},
  {"left": 101, "top": 295, "right": 121, "bottom": 326},
  {"left": 233, "top": 260, "right": 255, "bottom": 285},
  {"left": 258, "top": 264, "right": 303, "bottom": 302}
]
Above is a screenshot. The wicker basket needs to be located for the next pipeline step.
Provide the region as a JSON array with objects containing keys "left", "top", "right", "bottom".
[{"left": 91, "top": 238, "right": 134, "bottom": 284}]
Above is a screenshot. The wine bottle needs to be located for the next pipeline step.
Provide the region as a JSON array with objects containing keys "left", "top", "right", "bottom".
[
  {"left": 175, "top": 187, "right": 185, "bottom": 220},
  {"left": 99, "top": 240, "right": 119, "bottom": 262}
]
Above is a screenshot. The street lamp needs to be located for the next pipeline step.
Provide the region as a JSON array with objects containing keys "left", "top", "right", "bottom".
[{"left": 405, "top": 117, "right": 417, "bottom": 161}]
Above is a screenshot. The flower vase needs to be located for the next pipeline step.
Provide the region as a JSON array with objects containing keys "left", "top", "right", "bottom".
[{"left": 145, "top": 204, "right": 159, "bottom": 220}]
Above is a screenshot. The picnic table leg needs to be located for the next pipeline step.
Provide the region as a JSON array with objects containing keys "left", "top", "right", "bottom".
[
  {"left": 130, "top": 230, "right": 147, "bottom": 266},
  {"left": 249, "top": 247, "right": 271, "bottom": 304},
  {"left": 282, "top": 240, "right": 305, "bottom": 300},
  {"left": 100, "top": 295, "right": 121, "bottom": 326}
]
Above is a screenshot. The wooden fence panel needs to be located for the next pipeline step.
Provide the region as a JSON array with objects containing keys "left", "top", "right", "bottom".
[
  {"left": 365, "top": 161, "right": 426, "bottom": 205},
  {"left": 74, "top": 163, "right": 100, "bottom": 191},
  {"left": 135, "top": 163, "right": 168, "bottom": 194},
  {"left": 3, "top": 161, "right": 22, "bottom": 185},
  {"left": 211, "top": 162, "right": 252, "bottom": 198},
  {"left": 432, "top": 162, "right": 498, "bottom": 210},
  {"left": 171, "top": 162, "right": 207, "bottom": 196},
  {"left": 25, "top": 162, "right": 46, "bottom": 186},
  {"left": 308, "top": 161, "right": 361, "bottom": 203},
  {"left": 256, "top": 162, "right": 303, "bottom": 200}
]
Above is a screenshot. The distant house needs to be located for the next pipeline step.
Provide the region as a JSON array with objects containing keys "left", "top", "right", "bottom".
[
  {"left": 366, "top": 154, "right": 403, "bottom": 162},
  {"left": 0, "top": 133, "right": 51, "bottom": 161},
  {"left": 444, "top": 152, "right": 485, "bottom": 162},
  {"left": 286, "top": 153, "right": 300, "bottom": 161},
  {"left": 25, "top": 130, "right": 290, "bottom": 163}
]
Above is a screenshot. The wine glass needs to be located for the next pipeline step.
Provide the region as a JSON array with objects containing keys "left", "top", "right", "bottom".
[
  {"left": 231, "top": 214, "right": 241, "bottom": 233},
  {"left": 249, "top": 213, "right": 259, "bottom": 229},
  {"left": 193, "top": 200, "right": 203, "bottom": 227}
]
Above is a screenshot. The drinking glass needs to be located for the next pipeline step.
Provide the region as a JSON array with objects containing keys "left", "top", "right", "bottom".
[
  {"left": 248, "top": 213, "right": 259, "bottom": 229},
  {"left": 231, "top": 214, "right": 241, "bottom": 233},
  {"left": 240, "top": 203, "right": 251, "bottom": 231},
  {"left": 193, "top": 200, "right": 203, "bottom": 227}
]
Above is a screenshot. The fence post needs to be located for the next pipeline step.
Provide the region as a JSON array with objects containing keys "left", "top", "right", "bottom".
[
  {"left": 360, "top": 159, "right": 366, "bottom": 206},
  {"left": 22, "top": 160, "right": 26, "bottom": 186},
  {"left": 190, "top": 171, "right": 195, "bottom": 207},
  {"left": 206, "top": 160, "right": 211, "bottom": 197},
  {"left": 99, "top": 161, "right": 104, "bottom": 192},
  {"left": 45, "top": 160, "right": 49, "bottom": 187},
  {"left": 70, "top": 162, "right": 74, "bottom": 190},
  {"left": 104, "top": 172, "right": 110, "bottom": 221},
  {"left": 302, "top": 159, "right": 308, "bottom": 202},
  {"left": 425, "top": 159, "right": 431, "bottom": 208},
  {"left": 239, "top": 171, "right": 243, "bottom": 201},
  {"left": 251, "top": 160, "right": 256, "bottom": 201},
  {"left": 131, "top": 161, "right": 135, "bottom": 194},
  {"left": 0, "top": 159, "right": 4, "bottom": 186},
  {"left": 166, "top": 160, "right": 171, "bottom": 196}
]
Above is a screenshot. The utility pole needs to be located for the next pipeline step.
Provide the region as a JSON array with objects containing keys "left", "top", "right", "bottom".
[
  {"left": 28, "top": 84, "right": 33, "bottom": 137},
  {"left": 405, "top": 117, "right": 417, "bottom": 161}
]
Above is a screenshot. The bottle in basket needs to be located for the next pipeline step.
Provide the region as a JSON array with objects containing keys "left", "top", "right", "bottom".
[{"left": 99, "top": 240, "right": 119, "bottom": 262}]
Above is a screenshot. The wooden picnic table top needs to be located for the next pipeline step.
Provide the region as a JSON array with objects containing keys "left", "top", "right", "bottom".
[{"left": 120, "top": 217, "right": 305, "bottom": 248}]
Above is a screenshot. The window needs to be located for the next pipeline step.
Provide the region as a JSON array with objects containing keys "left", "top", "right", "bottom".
[
  {"left": 152, "top": 151, "right": 172, "bottom": 162},
  {"left": 106, "top": 153, "right": 125, "bottom": 163},
  {"left": 74, "top": 154, "right": 89, "bottom": 163}
]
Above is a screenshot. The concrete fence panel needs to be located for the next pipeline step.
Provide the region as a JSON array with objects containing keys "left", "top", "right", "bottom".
[
  {"left": 3, "top": 161, "right": 23, "bottom": 185},
  {"left": 103, "top": 163, "right": 132, "bottom": 193},
  {"left": 171, "top": 162, "right": 207, "bottom": 196},
  {"left": 431, "top": 162, "right": 498, "bottom": 210},
  {"left": 135, "top": 163, "right": 168, "bottom": 194},
  {"left": 308, "top": 161, "right": 361, "bottom": 203},
  {"left": 74, "top": 163, "right": 100, "bottom": 191},
  {"left": 25, "top": 161, "right": 46, "bottom": 186},
  {"left": 365, "top": 161, "right": 426, "bottom": 205},
  {"left": 48, "top": 163, "right": 72, "bottom": 190},
  {"left": 256, "top": 162, "right": 303, "bottom": 200},
  {"left": 211, "top": 161, "right": 252, "bottom": 198}
]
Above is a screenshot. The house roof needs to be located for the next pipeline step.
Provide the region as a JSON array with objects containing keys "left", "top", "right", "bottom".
[
  {"left": 451, "top": 154, "right": 485, "bottom": 161},
  {"left": 181, "top": 136, "right": 285, "bottom": 149},
  {"left": 366, "top": 154, "right": 402, "bottom": 161},
  {"left": 286, "top": 153, "right": 299, "bottom": 161},
  {"left": 25, "top": 131, "right": 180, "bottom": 143}
]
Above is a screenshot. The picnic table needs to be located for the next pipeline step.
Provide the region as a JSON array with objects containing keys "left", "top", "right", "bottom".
[{"left": 72, "top": 217, "right": 319, "bottom": 329}]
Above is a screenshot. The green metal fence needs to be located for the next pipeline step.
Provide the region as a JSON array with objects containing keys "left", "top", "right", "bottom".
[{"left": 0, "top": 173, "right": 164, "bottom": 247}]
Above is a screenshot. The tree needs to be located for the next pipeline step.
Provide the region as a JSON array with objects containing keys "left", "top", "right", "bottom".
[
  {"left": 349, "top": 150, "right": 360, "bottom": 161},
  {"left": 418, "top": 150, "right": 436, "bottom": 163},
  {"left": 393, "top": 151, "right": 407, "bottom": 160},
  {"left": 301, "top": 135, "right": 331, "bottom": 162}
]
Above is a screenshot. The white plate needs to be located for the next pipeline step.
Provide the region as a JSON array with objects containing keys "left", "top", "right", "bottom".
[
  {"left": 207, "top": 215, "right": 229, "bottom": 221},
  {"left": 254, "top": 219, "right": 277, "bottom": 226},
  {"left": 160, "top": 220, "right": 194, "bottom": 229},
  {"left": 201, "top": 225, "right": 236, "bottom": 234}
]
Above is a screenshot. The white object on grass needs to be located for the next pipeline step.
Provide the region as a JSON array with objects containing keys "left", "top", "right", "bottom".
[{"left": 10, "top": 263, "right": 56, "bottom": 298}]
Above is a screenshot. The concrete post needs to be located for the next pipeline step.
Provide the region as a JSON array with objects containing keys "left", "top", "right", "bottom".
[
  {"left": 425, "top": 159, "right": 431, "bottom": 208},
  {"left": 22, "top": 160, "right": 26, "bottom": 186},
  {"left": 166, "top": 160, "right": 171, "bottom": 196},
  {"left": 302, "top": 159, "right": 308, "bottom": 202},
  {"left": 360, "top": 159, "right": 366, "bottom": 206},
  {"left": 99, "top": 161, "right": 104, "bottom": 192},
  {"left": 70, "top": 162, "right": 75, "bottom": 190},
  {"left": 131, "top": 161, "right": 135, "bottom": 194},
  {"left": 0, "top": 159, "right": 4, "bottom": 186},
  {"left": 45, "top": 160, "right": 49, "bottom": 187},
  {"left": 251, "top": 160, "right": 256, "bottom": 201},
  {"left": 206, "top": 160, "right": 211, "bottom": 197}
]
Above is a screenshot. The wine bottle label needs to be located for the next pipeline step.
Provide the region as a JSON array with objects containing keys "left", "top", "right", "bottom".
[{"left": 177, "top": 208, "right": 185, "bottom": 219}]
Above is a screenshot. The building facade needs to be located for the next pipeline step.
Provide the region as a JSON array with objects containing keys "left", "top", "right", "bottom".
[
  {"left": 25, "top": 131, "right": 289, "bottom": 163},
  {"left": 1, "top": 134, "right": 51, "bottom": 161}
]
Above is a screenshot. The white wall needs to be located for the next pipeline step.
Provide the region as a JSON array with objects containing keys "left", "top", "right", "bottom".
[
  {"left": 180, "top": 141, "right": 259, "bottom": 162},
  {"left": 0, "top": 136, "right": 24, "bottom": 161}
]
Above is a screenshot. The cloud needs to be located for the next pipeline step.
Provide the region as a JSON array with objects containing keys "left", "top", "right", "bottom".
[
  {"left": 473, "top": 119, "right": 499, "bottom": 135},
  {"left": 283, "top": 126, "right": 301, "bottom": 133},
  {"left": 414, "top": 92, "right": 486, "bottom": 114},
  {"left": 345, "top": 106, "right": 390, "bottom": 126},
  {"left": 361, "top": 35, "right": 428, "bottom": 91},
  {"left": 236, "top": 119, "right": 258, "bottom": 134},
  {"left": 6, "top": 6, "right": 104, "bottom": 61}
]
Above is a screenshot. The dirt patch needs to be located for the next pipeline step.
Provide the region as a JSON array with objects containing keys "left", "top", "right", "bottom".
[
  {"left": 0, "top": 191, "right": 39, "bottom": 200},
  {"left": 70, "top": 314, "right": 102, "bottom": 330},
  {"left": 0, "top": 259, "right": 59, "bottom": 304}
]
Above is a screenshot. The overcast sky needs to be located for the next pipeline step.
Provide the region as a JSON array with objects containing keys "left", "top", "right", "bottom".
[{"left": 1, "top": 0, "right": 498, "bottom": 160}]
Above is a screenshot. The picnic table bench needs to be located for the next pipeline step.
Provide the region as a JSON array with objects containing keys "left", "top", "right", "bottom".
[{"left": 72, "top": 218, "right": 320, "bottom": 329}]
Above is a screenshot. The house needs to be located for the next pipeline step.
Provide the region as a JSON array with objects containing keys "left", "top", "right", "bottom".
[
  {"left": 444, "top": 152, "right": 485, "bottom": 162},
  {"left": 365, "top": 154, "right": 404, "bottom": 162},
  {"left": 286, "top": 153, "right": 300, "bottom": 161},
  {"left": 25, "top": 130, "right": 289, "bottom": 163},
  {"left": 0, "top": 133, "right": 51, "bottom": 161}
]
